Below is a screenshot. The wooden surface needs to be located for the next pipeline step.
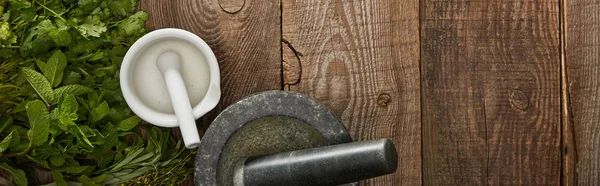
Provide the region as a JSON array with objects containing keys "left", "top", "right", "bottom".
[
  {"left": 139, "top": 0, "right": 282, "bottom": 126},
  {"left": 282, "top": 0, "right": 421, "bottom": 185},
  {"left": 565, "top": 0, "right": 600, "bottom": 185},
  {"left": 421, "top": 0, "right": 561, "bottom": 185},
  {"left": 133, "top": 0, "right": 600, "bottom": 185}
]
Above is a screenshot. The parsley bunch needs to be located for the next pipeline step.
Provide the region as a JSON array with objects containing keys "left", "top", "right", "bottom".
[{"left": 0, "top": 0, "right": 190, "bottom": 185}]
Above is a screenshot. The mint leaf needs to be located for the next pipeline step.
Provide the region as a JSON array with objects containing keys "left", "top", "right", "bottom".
[
  {"left": 0, "top": 163, "right": 27, "bottom": 186},
  {"left": 79, "top": 175, "right": 102, "bottom": 186},
  {"left": 116, "top": 116, "right": 140, "bottom": 131},
  {"left": 0, "top": 116, "right": 12, "bottom": 134},
  {"left": 70, "top": 124, "right": 93, "bottom": 149},
  {"left": 58, "top": 114, "right": 75, "bottom": 131},
  {"left": 100, "top": 122, "right": 118, "bottom": 153},
  {"left": 26, "top": 100, "right": 51, "bottom": 146},
  {"left": 54, "top": 84, "right": 93, "bottom": 104},
  {"left": 0, "top": 130, "right": 15, "bottom": 152},
  {"left": 60, "top": 95, "right": 78, "bottom": 114},
  {"left": 90, "top": 101, "right": 109, "bottom": 123},
  {"left": 8, "top": 130, "right": 20, "bottom": 149},
  {"left": 58, "top": 165, "right": 91, "bottom": 174},
  {"left": 50, "top": 155, "right": 66, "bottom": 167},
  {"left": 92, "top": 174, "right": 107, "bottom": 183},
  {"left": 22, "top": 67, "right": 55, "bottom": 104},
  {"left": 42, "top": 50, "right": 68, "bottom": 88},
  {"left": 52, "top": 170, "right": 68, "bottom": 186}
]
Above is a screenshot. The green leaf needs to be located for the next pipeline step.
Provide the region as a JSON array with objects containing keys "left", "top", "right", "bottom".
[
  {"left": 0, "top": 116, "right": 12, "bottom": 134},
  {"left": 60, "top": 94, "right": 78, "bottom": 114},
  {"left": 41, "top": 50, "right": 68, "bottom": 87},
  {"left": 9, "top": 0, "right": 35, "bottom": 22},
  {"left": 76, "top": 22, "right": 107, "bottom": 38},
  {"left": 49, "top": 27, "right": 72, "bottom": 47},
  {"left": 52, "top": 170, "right": 68, "bottom": 186},
  {"left": 0, "top": 22, "right": 17, "bottom": 46},
  {"left": 20, "top": 19, "right": 56, "bottom": 56},
  {"left": 100, "top": 122, "right": 117, "bottom": 152},
  {"left": 58, "top": 165, "right": 90, "bottom": 174},
  {"left": 9, "top": 130, "right": 20, "bottom": 149},
  {"left": 79, "top": 175, "right": 102, "bottom": 186},
  {"left": 108, "top": 0, "right": 137, "bottom": 16},
  {"left": 97, "top": 155, "right": 114, "bottom": 169},
  {"left": 116, "top": 116, "right": 140, "bottom": 131},
  {"left": 53, "top": 84, "right": 93, "bottom": 104},
  {"left": 50, "top": 155, "right": 66, "bottom": 167},
  {"left": 26, "top": 100, "right": 51, "bottom": 146},
  {"left": 57, "top": 95, "right": 79, "bottom": 131},
  {"left": 22, "top": 67, "right": 55, "bottom": 104},
  {"left": 117, "top": 11, "right": 148, "bottom": 36},
  {"left": 0, "top": 163, "right": 27, "bottom": 186},
  {"left": 90, "top": 101, "right": 109, "bottom": 123},
  {"left": 77, "top": 0, "right": 102, "bottom": 12},
  {"left": 111, "top": 147, "right": 144, "bottom": 171},
  {"left": 70, "top": 125, "right": 94, "bottom": 149},
  {"left": 92, "top": 174, "right": 107, "bottom": 184},
  {"left": 0, "top": 130, "right": 15, "bottom": 152}
]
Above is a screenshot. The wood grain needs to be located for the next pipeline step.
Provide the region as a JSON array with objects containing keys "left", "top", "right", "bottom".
[
  {"left": 139, "top": 0, "right": 282, "bottom": 128},
  {"left": 139, "top": 0, "right": 281, "bottom": 185},
  {"left": 282, "top": 0, "right": 421, "bottom": 185},
  {"left": 565, "top": 0, "right": 600, "bottom": 185},
  {"left": 420, "top": 0, "right": 561, "bottom": 185}
]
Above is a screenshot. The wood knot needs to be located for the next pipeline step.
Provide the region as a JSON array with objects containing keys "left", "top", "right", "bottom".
[
  {"left": 377, "top": 93, "right": 392, "bottom": 106},
  {"left": 218, "top": 0, "right": 245, "bottom": 14},
  {"left": 509, "top": 89, "right": 529, "bottom": 111}
]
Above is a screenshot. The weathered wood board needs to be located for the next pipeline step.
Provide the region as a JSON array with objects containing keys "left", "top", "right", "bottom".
[
  {"left": 420, "top": 0, "right": 561, "bottom": 185},
  {"left": 565, "top": 0, "right": 600, "bottom": 185},
  {"left": 282, "top": 0, "right": 422, "bottom": 185},
  {"left": 127, "top": 0, "right": 600, "bottom": 185}
]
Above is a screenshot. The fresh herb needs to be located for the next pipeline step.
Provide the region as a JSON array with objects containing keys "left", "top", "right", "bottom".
[{"left": 0, "top": 0, "right": 192, "bottom": 185}]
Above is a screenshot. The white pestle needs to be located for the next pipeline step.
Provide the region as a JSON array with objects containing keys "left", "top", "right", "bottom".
[{"left": 156, "top": 51, "right": 201, "bottom": 149}]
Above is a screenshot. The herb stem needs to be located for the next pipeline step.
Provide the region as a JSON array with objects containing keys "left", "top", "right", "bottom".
[
  {"left": 2, "top": 45, "right": 19, "bottom": 49},
  {"left": 0, "top": 142, "right": 33, "bottom": 158},
  {"left": 34, "top": 1, "right": 66, "bottom": 22},
  {"left": 74, "top": 53, "right": 95, "bottom": 62}
]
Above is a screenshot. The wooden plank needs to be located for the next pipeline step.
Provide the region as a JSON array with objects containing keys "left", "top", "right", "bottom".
[
  {"left": 565, "top": 0, "right": 600, "bottom": 185},
  {"left": 421, "top": 0, "right": 561, "bottom": 185},
  {"left": 282, "top": 0, "right": 421, "bottom": 185},
  {"left": 139, "top": 0, "right": 282, "bottom": 126},
  {"left": 559, "top": 0, "right": 575, "bottom": 185}
]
